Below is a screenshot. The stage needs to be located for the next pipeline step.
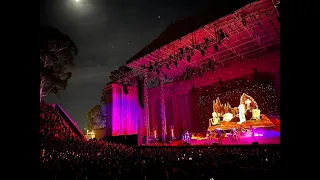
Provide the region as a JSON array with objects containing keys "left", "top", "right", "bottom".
[
  {"left": 105, "top": 0, "right": 280, "bottom": 147},
  {"left": 146, "top": 130, "right": 280, "bottom": 147}
]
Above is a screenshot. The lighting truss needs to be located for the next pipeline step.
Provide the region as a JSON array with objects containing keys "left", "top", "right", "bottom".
[{"left": 119, "top": 0, "right": 279, "bottom": 86}]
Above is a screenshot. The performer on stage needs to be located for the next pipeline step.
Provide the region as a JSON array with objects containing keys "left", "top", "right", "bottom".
[
  {"left": 185, "top": 131, "right": 190, "bottom": 142},
  {"left": 216, "top": 128, "right": 223, "bottom": 144},
  {"left": 150, "top": 133, "right": 155, "bottom": 143},
  {"left": 250, "top": 125, "right": 255, "bottom": 141},
  {"left": 237, "top": 125, "right": 243, "bottom": 141},
  {"left": 231, "top": 128, "right": 238, "bottom": 142}
]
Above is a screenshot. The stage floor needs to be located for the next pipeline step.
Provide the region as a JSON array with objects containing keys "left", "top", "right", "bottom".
[
  {"left": 147, "top": 136, "right": 280, "bottom": 147},
  {"left": 207, "top": 114, "right": 275, "bottom": 131}
]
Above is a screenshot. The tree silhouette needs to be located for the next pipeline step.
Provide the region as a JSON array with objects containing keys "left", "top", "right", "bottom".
[
  {"left": 100, "top": 88, "right": 108, "bottom": 124},
  {"left": 86, "top": 105, "right": 106, "bottom": 130},
  {"left": 40, "top": 26, "right": 78, "bottom": 103}
]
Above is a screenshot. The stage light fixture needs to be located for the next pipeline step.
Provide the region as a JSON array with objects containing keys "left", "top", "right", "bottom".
[
  {"left": 179, "top": 48, "right": 184, "bottom": 55},
  {"left": 208, "top": 59, "right": 212, "bottom": 67},
  {"left": 219, "top": 29, "right": 225, "bottom": 40},
  {"left": 174, "top": 61, "right": 178, "bottom": 67},
  {"left": 205, "top": 38, "right": 209, "bottom": 44},
  {"left": 187, "top": 55, "right": 191, "bottom": 62},
  {"left": 166, "top": 64, "right": 170, "bottom": 69},
  {"left": 214, "top": 44, "right": 218, "bottom": 52},
  {"left": 201, "top": 50, "right": 205, "bottom": 56},
  {"left": 148, "top": 62, "right": 153, "bottom": 71}
]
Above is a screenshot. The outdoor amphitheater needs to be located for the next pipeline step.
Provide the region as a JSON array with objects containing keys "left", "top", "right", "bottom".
[
  {"left": 40, "top": 0, "right": 280, "bottom": 179},
  {"left": 103, "top": 0, "right": 280, "bottom": 146}
]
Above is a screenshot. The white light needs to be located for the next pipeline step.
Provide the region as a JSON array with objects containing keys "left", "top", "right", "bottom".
[{"left": 238, "top": 104, "right": 246, "bottom": 124}]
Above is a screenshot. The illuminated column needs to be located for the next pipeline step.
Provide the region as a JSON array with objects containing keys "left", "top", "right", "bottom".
[
  {"left": 143, "top": 72, "right": 150, "bottom": 143},
  {"left": 159, "top": 78, "right": 167, "bottom": 142},
  {"left": 118, "top": 86, "right": 123, "bottom": 135}
]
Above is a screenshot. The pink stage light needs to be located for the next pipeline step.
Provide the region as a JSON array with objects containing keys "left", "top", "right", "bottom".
[
  {"left": 254, "top": 133, "right": 263, "bottom": 137},
  {"left": 244, "top": 133, "right": 263, "bottom": 137}
]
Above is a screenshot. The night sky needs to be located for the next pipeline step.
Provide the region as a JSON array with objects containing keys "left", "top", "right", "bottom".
[{"left": 40, "top": 0, "right": 219, "bottom": 130}]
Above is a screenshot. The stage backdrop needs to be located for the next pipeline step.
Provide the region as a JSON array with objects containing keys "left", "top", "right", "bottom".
[
  {"left": 149, "top": 88, "right": 200, "bottom": 137},
  {"left": 197, "top": 74, "right": 279, "bottom": 132}
]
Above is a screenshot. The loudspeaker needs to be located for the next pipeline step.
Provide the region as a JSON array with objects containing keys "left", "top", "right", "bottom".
[
  {"left": 186, "top": 143, "right": 191, "bottom": 146},
  {"left": 252, "top": 142, "right": 259, "bottom": 145},
  {"left": 212, "top": 143, "right": 218, "bottom": 145},
  {"left": 142, "top": 136, "right": 147, "bottom": 145},
  {"left": 126, "top": 134, "right": 138, "bottom": 146}
]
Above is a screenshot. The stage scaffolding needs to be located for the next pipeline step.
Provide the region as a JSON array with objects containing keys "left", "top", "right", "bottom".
[{"left": 109, "top": 0, "right": 280, "bottom": 141}]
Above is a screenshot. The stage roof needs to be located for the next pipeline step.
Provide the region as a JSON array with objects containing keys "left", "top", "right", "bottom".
[
  {"left": 109, "top": 0, "right": 280, "bottom": 86},
  {"left": 126, "top": 0, "right": 257, "bottom": 64}
]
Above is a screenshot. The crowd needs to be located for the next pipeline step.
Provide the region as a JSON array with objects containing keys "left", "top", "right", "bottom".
[
  {"left": 40, "top": 103, "right": 80, "bottom": 142},
  {"left": 40, "top": 104, "right": 280, "bottom": 180}
]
